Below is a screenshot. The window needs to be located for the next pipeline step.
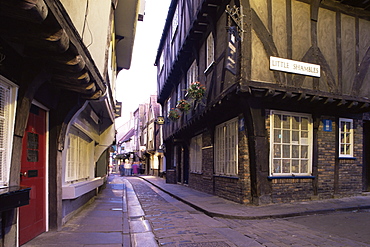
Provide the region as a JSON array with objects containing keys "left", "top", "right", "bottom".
[
  {"left": 159, "top": 51, "right": 164, "bottom": 73},
  {"left": 214, "top": 117, "right": 238, "bottom": 176},
  {"left": 339, "top": 118, "right": 353, "bottom": 158},
  {"left": 206, "top": 32, "right": 215, "bottom": 70},
  {"left": 187, "top": 60, "right": 198, "bottom": 89},
  {"left": 166, "top": 97, "right": 171, "bottom": 115},
  {"left": 171, "top": 5, "right": 178, "bottom": 40},
  {"left": 270, "top": 110, "right": 312, "bottom": 176},
  {"left": 66, "top": 128, "right": 93, "bottom": 182},
  {"left": 0, "top": 76, "right": 17, "bottom": 188},
  {"left": 190, "top": 134, "right": 202, "bottom": 173}
]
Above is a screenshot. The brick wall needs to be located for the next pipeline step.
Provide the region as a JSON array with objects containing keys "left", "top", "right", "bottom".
[
  {"left": 271, "top": 179, "right": 313, "bottom": 203},
  {"left": 316, "top": 116, "right": 336, "bottom": 199}
]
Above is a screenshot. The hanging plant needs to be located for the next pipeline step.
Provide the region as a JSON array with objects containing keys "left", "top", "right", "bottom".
[
  {"left": 187, "top": 81, "right": 206, "bottom": 100},
  {"left": 176, "top": 99, "right": 191, "bottom": 112},
  {"left": 168, "top": 108, "right": 181, "bottom": 121}
]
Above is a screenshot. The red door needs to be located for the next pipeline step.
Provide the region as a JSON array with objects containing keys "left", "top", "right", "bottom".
[{"left": 19, "top": 105, "right": 46, "bottom": 245}]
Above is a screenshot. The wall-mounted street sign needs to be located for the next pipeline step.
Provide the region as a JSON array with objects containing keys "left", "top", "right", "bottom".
[{"left": 270, "top": 56, "right": 321, "bottom": 78}]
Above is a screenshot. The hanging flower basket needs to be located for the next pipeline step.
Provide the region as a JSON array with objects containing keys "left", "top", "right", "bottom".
[
  {"left": 168, "top": 108, "right": 181, "bottom": 121},
  {"left": 187, "top": 81, "right": 206, "bottom": 100},
  {"left": 176, "top": 99, "right": 191, "bottom": 112}
]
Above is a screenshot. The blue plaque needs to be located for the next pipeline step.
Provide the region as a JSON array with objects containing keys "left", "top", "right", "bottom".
[{"left": 323, "top": 119, "right": 332, "bottom": 132}]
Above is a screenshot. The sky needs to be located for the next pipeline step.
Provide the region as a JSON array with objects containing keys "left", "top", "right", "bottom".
[{"left": 115, "top": 0, "right": 171, "bottom": 128}]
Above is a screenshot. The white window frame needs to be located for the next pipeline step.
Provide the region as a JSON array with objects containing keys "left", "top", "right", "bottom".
[
  {"left": 65, "top": 128, "right": 94, "bottom": 183},
  {"left": 187, "top": 60, "right": 198, "bottom": 89},
  {"left": 269, "top": 110, "right": 313, "bottom": 177},
  {"left": 0, "top": 76, "right": 18, "bottom": 188},
  {"left": 166, "top": 97, "right": 172, "bottom": 116},
  {"left": 339, "top": 118, "right": 354, "bottom": 158},
  {"left": 190, "top": 134, "right": 202, "bottom": 173},
  {"left": 159, "top": 51, "right": 164, "bottom": 73},
  {"left": 206, "top": 32, "right": 215, "bottom": 71},
  {"left": 214, "top": 117, "right": 238, "bottom": 176}
]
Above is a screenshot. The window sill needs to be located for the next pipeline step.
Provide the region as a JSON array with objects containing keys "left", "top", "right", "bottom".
[
  {"left": 62, "top": 177, "right": 104, "bottom": 199},
  {"left": 214, "top": 174, "right": 239, "bottom": 179},
  {"left": 204, "top": 61, "right": 215, "bottom": 75},
  {"left": 338, "top": 156, "right": 356, "bottom": 160},
  {"left": 268, "top": 176, "right": 315, "bottom": 179}
]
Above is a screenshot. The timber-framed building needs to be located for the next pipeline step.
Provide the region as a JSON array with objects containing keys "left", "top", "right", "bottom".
[
  {"left": 155, "top": 0, "right": 370, "bottom": 205},
  {"left": 0, "top": 0, "right": 142, "bottom": 245}
]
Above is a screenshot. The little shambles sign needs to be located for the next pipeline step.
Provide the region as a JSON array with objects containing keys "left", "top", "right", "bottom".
[{"left": 270, "top": 56, "right": 321, "bottom": 78}]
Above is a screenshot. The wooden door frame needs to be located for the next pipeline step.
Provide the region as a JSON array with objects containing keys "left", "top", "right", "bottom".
[
  {"left": 18, "top": 101, "right": 50, "bottom": 234},
  {"left": 363, "top": 120, "right": 370, "bottom": 192}
]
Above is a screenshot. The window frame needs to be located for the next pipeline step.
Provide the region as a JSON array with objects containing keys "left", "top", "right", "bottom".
[
  {"left": 65, "top": 127, "right": 94, "bottom": 183},
  {"left": 187, "top": 60, "right": 198, "bottom": 89},
  {"left": 269, "top": 110, "right": 313, "bottom": 177},
  {"left": 214, "top": 117, "right": 238, "bottom": 176},
  {"left": 338, "top": 118, "right": 354, "bottom": 158},
  {"left": 190, "top": 134, "right": 202, "bottom": 173},
  {"left": 0, "top": 76, "right": 18, "bottom": 188},
  {"left": 205, "top": 32, "right": 215, "bottom": 72},
  {"left": 171, "top": 4, "right": 178, "bottom": 41}
]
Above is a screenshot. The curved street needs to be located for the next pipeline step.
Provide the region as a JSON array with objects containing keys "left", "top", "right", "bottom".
[{"left": 23, "top": 174, "right": 370, "bottom": 247}]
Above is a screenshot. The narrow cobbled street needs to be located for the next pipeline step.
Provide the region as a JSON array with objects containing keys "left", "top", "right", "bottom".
[
  {"left": 127, "top": 177, "right": 370, "bottom": 247},
  {"left": 128, "top": 178, "right": 369, "bottom": 247},
  {"left": 23, "top": 175, "right": 370, "bottom": 246},
  {"left": 127, "top": 177, "right": 260, "bottom": 247}
]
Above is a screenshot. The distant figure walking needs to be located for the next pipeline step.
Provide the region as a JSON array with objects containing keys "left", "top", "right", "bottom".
[
  {"left": 132, "top": 162, "right": 138, "bottom": 175},
  {"left": 119, "top": 163, "right": 125, "bottom": 176},
  {"left": 124, "top": 159, "right": 132, "bottom": 176}
]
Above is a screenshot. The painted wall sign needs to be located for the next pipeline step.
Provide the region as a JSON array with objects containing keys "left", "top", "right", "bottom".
[{"left": 270, "top": 56, "right": 321, "bottom": 78}]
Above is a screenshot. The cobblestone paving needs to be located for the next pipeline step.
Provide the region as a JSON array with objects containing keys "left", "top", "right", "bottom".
[
  {"left": 128, "top": 177, "right": 369, "bottom": 247},
  {"left": 127, "top": 177, "right": 258, "bottom": 247},
  {"left": 215, "top": 216, "right": 369, "bottom": 246}
]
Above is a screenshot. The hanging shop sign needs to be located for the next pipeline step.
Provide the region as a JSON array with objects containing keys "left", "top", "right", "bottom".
[
  {"left": 270, "top": 56, "right": 321, "bottom": 78},
  {"left": 225, "top": 26, "right": 239, "bottom": 75}
]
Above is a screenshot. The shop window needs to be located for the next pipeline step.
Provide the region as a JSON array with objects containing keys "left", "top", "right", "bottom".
[
  {"left": 269, "top": 110, "right": 313, "bottom": 177},
  {"left": 339, "top": 118, "right": 353, "bottom": 158},
  {"left": 214, "top": 117, "right": 238, "bottom": 176},
  {"left": 65, "top": 128, "right": 93, "bottom": 182},
  {"left": 0, "top": 76, "right": 17, "bottom": 188},
  {"left": 190, "top": 134, "right": 202, "bottom": 173}
]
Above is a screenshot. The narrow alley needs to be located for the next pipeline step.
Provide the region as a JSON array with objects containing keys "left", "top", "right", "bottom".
[{"left": 23, "top": 174, "right": 370, "bottom": 247}]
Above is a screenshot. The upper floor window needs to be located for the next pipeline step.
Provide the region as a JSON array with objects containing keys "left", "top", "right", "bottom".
[
  {"left": 190, "top": 134, "right": 202, "bottom": 173},
  {"left": 339, "top": 118, "right": 353, "bottom": 158},
  {"left": 159, "top": 51, "right": 164, "bottom": 73},
  {"left": 187, "top": 60, "right": 198, "bottom": 89},
  {"left": 214, "top": 117, "right": 238, "bottom": 176},
  {"left": 270, "top": 111, "right": 312, "bottom": 177},
  {"left": 0, "top": 76, "right": 17, "bottom": 188},
  {"left": 166, "top": 97, "right": 172, "bottom": 115},
  {"left": 206, "top": 32, "right": 215, "bottom": 70},
  {"left": 171, "top": 5, "right": 179, "bottom": 41}
]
